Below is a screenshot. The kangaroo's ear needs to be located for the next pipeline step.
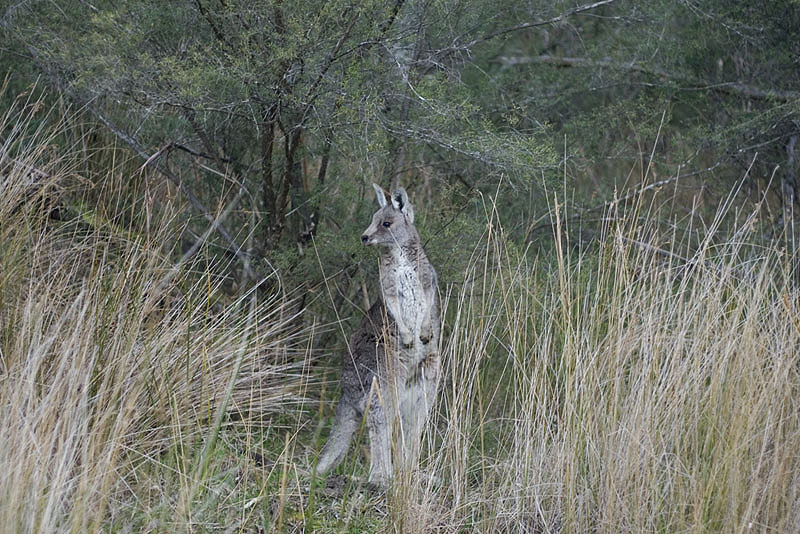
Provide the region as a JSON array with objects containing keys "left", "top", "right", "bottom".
[
  {"left": 391, "top": 188, "right": 414, "bottom": 223},
  {"left": 372, "top": 183, "right": 388, "bottom": 208}
]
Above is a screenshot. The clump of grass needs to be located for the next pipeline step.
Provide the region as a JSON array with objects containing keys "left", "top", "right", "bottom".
[
  {"left": 0, "top": 90, "right": 310, "bottom": 532},
  {"left": 404, "top": 190, "right": 800, "bottom": 533}
]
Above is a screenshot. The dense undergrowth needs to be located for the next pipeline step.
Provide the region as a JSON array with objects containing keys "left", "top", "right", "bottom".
[{"left": 1, "top": 94, "right": 799, "bottom": 534}]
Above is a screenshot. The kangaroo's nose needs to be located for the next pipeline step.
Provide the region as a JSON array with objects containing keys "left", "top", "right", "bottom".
[{"left": 361, "top": 234, "right": 369, "bottom": 244}]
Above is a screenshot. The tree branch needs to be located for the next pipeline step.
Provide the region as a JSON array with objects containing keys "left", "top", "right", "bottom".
[
  {"left": 468, "top": 0, "right": 618, "bottom": 48},
  {"left": 499, "top": 54, "right": 800, "bottom": 102},
  {"left": 195, "top": 0, "right": 227, "bottom": 45},
  {"left": 154, "top": 184, "right": 248, "bottom": 296},
  {"left": 87, "top": 105, "right": 255, "bottom": 281},
  {"left": 300, "top": 7, "right": 360, "bottom": 120},
  {"left": 524, "top": 159, "right": 727, "bottom": 241}
]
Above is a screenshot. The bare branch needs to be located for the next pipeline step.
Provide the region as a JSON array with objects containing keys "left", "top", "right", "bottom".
[
  {"left": 300, "top": 7, "right": 360, "bottom": 119},
  {"left": 87, "top": 105, "right": 256, "bottom": 281},
  {"left": 499, "top": 54, "right": 800, "bottom": 102},
  {"left": 195, "top": 0, "right": 227, "bottom": 44},
  {"left": 167, "top": 142, "right": 232, "bottom": 164},
  {"left": 524, "top": 159, "right": 728, "bottom": 241},
  {"left": 468, "top": 0, "right": 619, "bottom": 47},
  {"left": 155, "top": 184, "right": 248, "bottom": 295}
]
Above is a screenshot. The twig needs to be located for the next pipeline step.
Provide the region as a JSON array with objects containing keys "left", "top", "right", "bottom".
[
  {"left": 467, "top": 0, "right": 618, "bottom": 48},
  {"left": 525, "top": 159, "right": 726, "bottom": 240},
  {"left": 179, "top": 186, "right": 247, "bottom": 266},
  {"left": 145, "top": 185, "right": 247, "bottom": 312},
  {"left": 583, "top": 161, "right": 724, "bottom": 214},
  {"left": 87, "top": 104, "right": 256, "bottom": 281},
  {"left": 498, "top": 55, "right": 800, "bottom": 102}
]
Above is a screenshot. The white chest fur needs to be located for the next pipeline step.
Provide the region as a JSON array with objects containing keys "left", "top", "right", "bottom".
[{"left": 381, "top": 249, "right": 425, "bottom": 340}]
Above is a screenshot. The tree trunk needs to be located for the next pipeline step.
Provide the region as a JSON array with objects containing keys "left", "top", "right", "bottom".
[
  {"left": 261, "top": 103, "right": 278, "bottom": 251},
  {"left": 785, "top": 134, "right": 799, "bottom": 282}
]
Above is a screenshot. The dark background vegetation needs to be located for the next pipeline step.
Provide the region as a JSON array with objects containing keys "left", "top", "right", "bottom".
[{"left": 2, "top": 0, "right": 799, "bottom": 338}]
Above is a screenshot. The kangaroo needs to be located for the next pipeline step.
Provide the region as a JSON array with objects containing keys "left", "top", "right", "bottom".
[{"left": 316, "top": 184, "right": 440, "bottom": 488}]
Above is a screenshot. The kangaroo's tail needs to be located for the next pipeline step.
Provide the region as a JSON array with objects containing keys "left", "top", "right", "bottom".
[{"left": 316, "top": 401, "right": 360, "bottom": 475}]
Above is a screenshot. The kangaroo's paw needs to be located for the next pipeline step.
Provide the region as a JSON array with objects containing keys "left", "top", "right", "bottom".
[
  {"left": 419, "top": 323, "right": 433, "bottom": 345},
  {"left": 399, "top": 329, "right": 414, "bottom": 348}
]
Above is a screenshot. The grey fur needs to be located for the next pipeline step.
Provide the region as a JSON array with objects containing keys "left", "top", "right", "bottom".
[{"left": 316, "top": 184, "right": 440, "bottom": 488}]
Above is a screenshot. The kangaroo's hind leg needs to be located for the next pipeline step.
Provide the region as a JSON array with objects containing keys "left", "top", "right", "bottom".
[
  {"left": 365, "top": 378, "right": 395, "bottom": 488},
  {"left": 399, "top": 351, "right": 441, "bottom": 473}
]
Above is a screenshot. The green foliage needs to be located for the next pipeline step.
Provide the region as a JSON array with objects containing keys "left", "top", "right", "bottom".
[{"left": 1, "top": 0, "right": 797, "bottom": 350}]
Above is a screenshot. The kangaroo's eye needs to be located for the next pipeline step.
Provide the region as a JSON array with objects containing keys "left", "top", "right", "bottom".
[{"left": 382, "top": 221, "right": 392, "bottom": 228}]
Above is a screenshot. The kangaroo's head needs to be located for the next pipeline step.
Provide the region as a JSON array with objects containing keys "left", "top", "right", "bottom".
[{"left": 361, "top": 183, "right": 417, "bottom": 247}]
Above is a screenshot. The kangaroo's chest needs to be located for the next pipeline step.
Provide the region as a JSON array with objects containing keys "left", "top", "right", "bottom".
[{"left": 382, "top": 255, "right": 424, "bottom": 329}]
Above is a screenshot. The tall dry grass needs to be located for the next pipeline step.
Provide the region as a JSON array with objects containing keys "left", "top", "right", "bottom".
[
  {"left": 396, "top": 192, "right": 800, "bottom": 533},
  {"left": 2, "top": 87, "right": 799, "bottom": 533},
  {"left": 0, "top": 92, "right": 309, "bottom": 533}
]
